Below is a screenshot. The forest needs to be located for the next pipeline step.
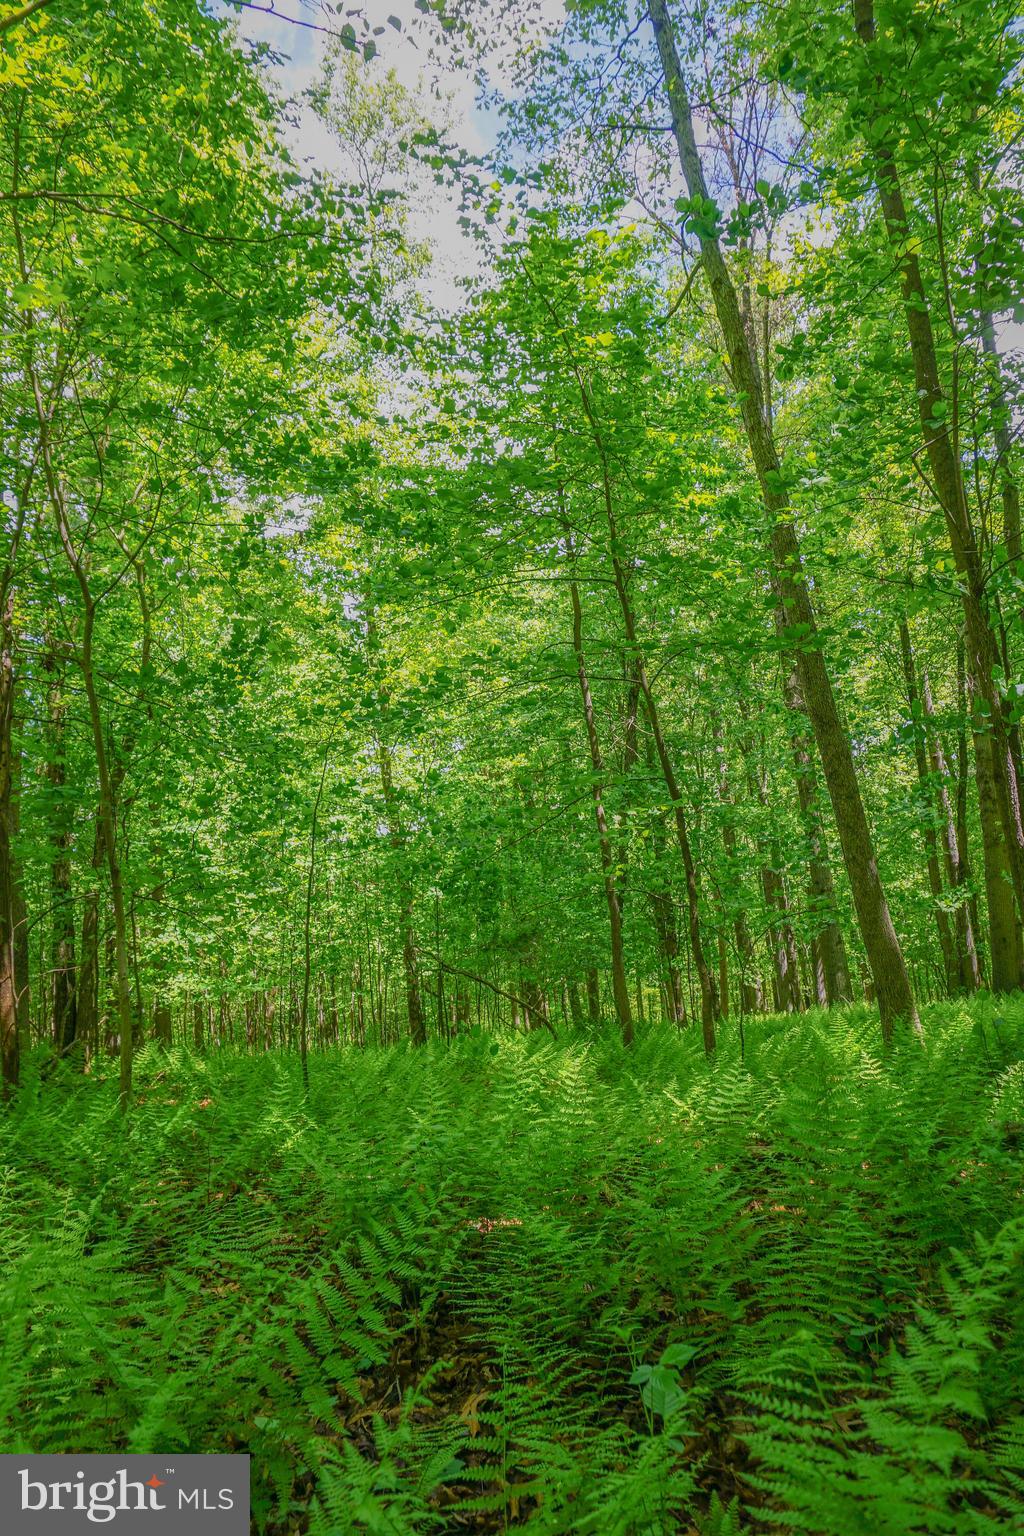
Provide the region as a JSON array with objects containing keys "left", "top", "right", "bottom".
[{"left": 1, "top": 0, "right": 1023, "bottom": 1530}]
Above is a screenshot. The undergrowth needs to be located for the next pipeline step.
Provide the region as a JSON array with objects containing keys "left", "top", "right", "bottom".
[{"left": 1, "top": 999, "right": 1023, "bottom": 1534}]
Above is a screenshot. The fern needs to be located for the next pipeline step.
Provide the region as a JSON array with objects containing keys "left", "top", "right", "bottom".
[{"left": 1, "top": 1004, "right": 1023, "bottom": 1532}]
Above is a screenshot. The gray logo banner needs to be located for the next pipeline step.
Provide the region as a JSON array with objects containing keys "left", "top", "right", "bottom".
[{"left": 0, "top": 1455, "right": 250, "bottom": 1534}]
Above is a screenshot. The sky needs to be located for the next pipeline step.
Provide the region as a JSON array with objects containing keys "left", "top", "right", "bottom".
[
  {"left": 214, "top": 1, "right": 1023, "bottom": 358},
  {"left": 214, "top": 0, "right": 566, "bottom": 308}
]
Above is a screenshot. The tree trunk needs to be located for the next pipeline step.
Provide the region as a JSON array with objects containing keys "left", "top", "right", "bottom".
[
  {"left": 717, "top": 930, "right": 729, "bottom": 1018},
  {"left": 955, "top": 637, "right": 987, "bottom": 982},
  {"left": 648, "top": 0, "right": 919, "bottom": 1041},
  {"left": 637, "top": 668, "right": 718, "bottom": 1052},
  {"left": 564, "top": 522, "right": 634, "bottom": 1044},
  {"left": 300, "top": 745, "right": 331, "bottom": 1089},
  {"left": 43, "top": 651, "right": 77, "bottom": 1054},
  {"left": 586, "top": 966, "right": 600, "bottom": 1023},
  {"left": 714, "top": 726, "right": 763, "bottom": 1014},
  {"left": 780, "top": 658, "right": 853, "bottom": 1005},
  {"left": 0, "top": 588, "right": 21, "bottom": 1093},
  {"left": 522, "top": 977, "right": 549, "bottom": 1032},
  {"left": 79, "top": 608, "right": 135, "bottom": 1103},
  {"left": 761, "top": 856, "right": 804, "bottom": 1013},
  {"left": 153, "top": 1000, "right": 172, "bottom": 1047},
  {"left": 899, "top": 619, "right": 958, "bottom": 992},
  {"left": 368, "top": 617, "right": 426, "bottom": 1047},
  {"left": 567, "top": 417, "right": 717, "bottom": 1049},
  {"left": 615, "top": 654, "right": 642, "bottom": 917},
  {"left": 737, "top": 714, "right": 803, "bottom": 1013},
  {"left": 77, "top": 824, "right": 103, "bottom": 1060},
  {"left": 382, "top": 775, "right": 425, "bottom": 1046},
  {"left": 6, "top": 707, "right": 29, "bottom": 1055},
  {"left": 20, "top": 281, "right": 135, "bottom": 1098},
  {"left": 970, "top": 685, "right": 1021, "bottom": 991},
  {"left": 853, "top": 0, "right": 1024, "bottom": 961},
  {"left": 650, "top": 883, "right": 687, "bottom": 1025},
  {"left": 980, "top": 311, "right": 1021, "bottom": 579},
  {"left": 920, "top": 665, "right": 981, "bottom": 992}
]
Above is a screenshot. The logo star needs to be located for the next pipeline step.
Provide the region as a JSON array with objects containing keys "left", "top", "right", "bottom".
[{"left": 146, "top": 1476, "right": 165, "bottom": 1488}]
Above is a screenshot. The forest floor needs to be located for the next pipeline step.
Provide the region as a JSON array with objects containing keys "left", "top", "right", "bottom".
[{"left": 1, "top": 1002, "right": 1023, "bottom": 1535}]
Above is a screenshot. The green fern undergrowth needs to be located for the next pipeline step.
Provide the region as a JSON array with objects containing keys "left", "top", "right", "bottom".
[{"left": 1, "top": 999, "right": 1023, "bottom": 1535}]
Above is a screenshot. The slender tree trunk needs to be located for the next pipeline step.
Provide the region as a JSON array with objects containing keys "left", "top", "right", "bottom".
[
  {"left": 522, "top": 977, "right": 549, "bottom": 1032},
  {"left": 376, "top": 736, "right": 426, "bottom": 1046},
  {"left": 920, "top": 666, "right": 981, "bottom": 991},
  {"left": 714, "top": 725, "right": 763, "bottom": 1013},
  {"left": 762, "top": 856, "right": 804, "bottom": 1013},
  {"left": 635, "top": 671, "right": 716, "bottom": 1046},
  {"left": 328, "top": 973, "right": 340, "bottom": 1043},
  {"left": 455, "top": 980, "right": 470, "bottom": 1034},
  {"left": 955, "top": 638, "right": 987, "bottom": 982},
  {"left": 46, "top": 656, "right": 78, "bottom": 1054},
  {"left": 586, "top": 965, "right": 600, "bottom": 1023},
  {"left": 80, "top": 607, "right": 135, "bottom": 1103},
  {"left": 980, "top": 311, "right": 1021, "bottom": 578},
  {"left": 977, "top": 264, "right": 1024, "bottom": 859},
  {"left": 853, "top": 0, "right": 1024, "bottom": 958},
  {"left": 971, "top": 683, "right": 1021, "bottom": 991},
  {"left": 737, "top": 715, "right": 803, "bottom": 1013},
  {"left": 123, "top": 568, "right": 175, "bottom": 1053},
  {"left": 6, "top": 709, "right": 29, "bottom": 1054},
  {"left": 153, "top": 998, "right": 172, "bottom": 1047},
  {"left": 149, "top": 880, "right": 173, "bottom": 1048},
  {"left": 637, "top": 666, "right": 718, "bottom": 1051},
  {"left": 367, "top": 615, "right": 426, "bottom": 1048},
  {"left": 563, "top": 519, "right": 634, "bottom": 1044},
  {"left": 355, "top": 963, "right": 365, "bottom": 1046},
  {"left": 18, "top": 307, "right": 134, "bottom": 1096},
  {"left": 12, "top": 842, "right": 28, "bottom": 1045},
  {"left": 567, "top": 432, "right": 716, "bottom": 1047},
  {"left": 300, "top": 745, "right": 331, "bottom": 1091},
  {"left": 0, "top": 463, "right": 30, "bottom": 1091},
  {"left": 648, "top": 0, "right": 919, "bottom": 1041},
  {"left": 0, "top": 588, "right": 21, "bottom": 1093},
  {"left": 42, "top": 648, "right": 78, "bottom": 1053},
  {"left": 77, "top": 825, "right": 102, "bottom": 1059},
  {"left": 780, "top": 658, "right": 852, "bottom": 1004},
  {"left": 650, "top": 884, "right": 687, "bottom": 1025},
  {"left": 899, "top": 619, "right": 958, "bottom": 992},
  {"left": 615, "top": 654, "right": 642, "bottom": 915}
]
